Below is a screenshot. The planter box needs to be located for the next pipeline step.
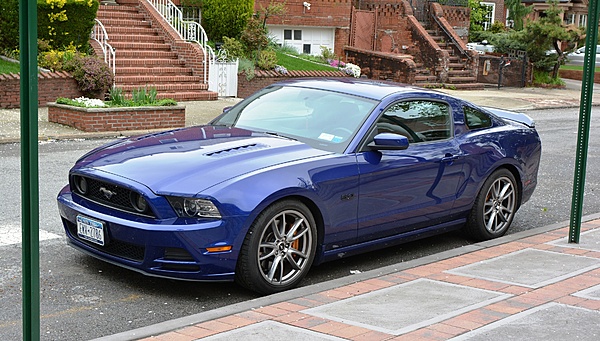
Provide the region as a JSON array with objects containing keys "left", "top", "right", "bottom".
[{"left": 48, "top": 103, "right": 186, "bottom": 132}]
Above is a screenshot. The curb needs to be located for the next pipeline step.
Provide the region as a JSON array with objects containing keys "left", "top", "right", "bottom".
[{"left": 90, "top": 212, "right": 600, "bottom": 341}]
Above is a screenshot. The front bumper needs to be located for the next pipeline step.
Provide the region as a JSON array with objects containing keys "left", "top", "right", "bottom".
[{"left": 57, "top": 186, "right": 243, "bottom": 282}]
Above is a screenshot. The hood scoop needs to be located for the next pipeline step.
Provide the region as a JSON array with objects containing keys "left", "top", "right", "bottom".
[{"left": 204, "top": 143, "right": 269, "bottom": 158}]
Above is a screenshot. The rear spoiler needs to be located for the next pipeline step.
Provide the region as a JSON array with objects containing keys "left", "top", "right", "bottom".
[{"left": 482, "top": 106, "right": 535, "bottom": 128}]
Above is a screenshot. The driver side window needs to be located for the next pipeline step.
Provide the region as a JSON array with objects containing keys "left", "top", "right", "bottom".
[{"left": 376, "top": 100, "right": 451, "bottom": 143}]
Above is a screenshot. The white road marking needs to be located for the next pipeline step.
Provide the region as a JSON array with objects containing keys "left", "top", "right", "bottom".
[{"left": 0, "top": 223, "right": 61, "bottom": 246}]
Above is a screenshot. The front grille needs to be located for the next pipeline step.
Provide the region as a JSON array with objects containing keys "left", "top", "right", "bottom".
[
  {"left": 71, "top": 175, "right": 155, "bottom": 218},
  {"left": 65, "top": 219, "right": 145, "bottom": 262}
]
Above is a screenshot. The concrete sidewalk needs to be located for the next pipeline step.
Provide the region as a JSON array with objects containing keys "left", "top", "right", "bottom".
[
  {"left": 0, "top": 79, "right": 599, "bottom": 144},
  {"left": 95, "top": 215, "right": 600, "bottom": 341}
]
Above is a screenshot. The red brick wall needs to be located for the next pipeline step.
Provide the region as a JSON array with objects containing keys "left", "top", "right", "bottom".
[
  {"left": 0, "top": 72, "right": 84, "bottom": 109},
  {"left": 237, "top": 69, "right": 349, "bottom": 99},
  {"left": 477, "top": 55, "right": 532, "bottom": 87},
  {"left": 559, "top": 69, "right": 600, "bottom": 84},
  {"left": 257, "top": 0, "right": 353, "bottom": 27},
  {"left": 48, "top": 104, "right": 186, "bottom": 132}
]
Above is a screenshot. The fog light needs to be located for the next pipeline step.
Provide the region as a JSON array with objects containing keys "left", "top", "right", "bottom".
[{"left": 130, "top": 192, "right": 148, "bottom": 213}]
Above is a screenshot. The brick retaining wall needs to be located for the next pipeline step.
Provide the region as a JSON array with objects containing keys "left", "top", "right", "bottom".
[
  {"left": 237, "top": 69, "right": 349, "bottom": 99},
  {"left": 559, "top": 69, "right": 600, "bottom": 83},
  {"left": 0, "top": 72, "right": 84, "bottom": 109},
  {"left": 48, "top": 103, "right": 186, "bottom": 132}
]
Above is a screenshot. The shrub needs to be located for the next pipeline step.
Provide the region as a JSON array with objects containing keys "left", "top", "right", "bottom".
[
  {"left": 221, "top": 36, "right": 247, "bottom": 60},
  {"left": 240, "top": 18, "right": 270, "bottom": 60},
  {"left": 68, "top": 56, "right": 114, "bottom": 98},
  {"left": 0, "top": 0, "right": 18, "bottom": 51},
  {"left": 37, "top": 0, "right": 99, "bottom": 52},
  {"left": 256, "top": 49, "right": 277, "bottom": 70},
  {"left": 38, "top": 43, "right": 84, "bottom": 71},
  {"left": 202, "top": 0, "right": 253, "bottom": 41},
  {"left": 1, "top": 0, "right": 98, "bottom": 52}
]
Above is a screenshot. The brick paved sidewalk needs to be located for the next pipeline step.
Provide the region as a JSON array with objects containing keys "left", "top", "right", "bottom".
[{"left": 126, "top": 220, "right": 600, "bottom": 341}]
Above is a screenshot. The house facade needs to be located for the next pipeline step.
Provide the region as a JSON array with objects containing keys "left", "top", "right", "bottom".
[{"left": 255, "top": 0, "right": 353, "bottom": 57}]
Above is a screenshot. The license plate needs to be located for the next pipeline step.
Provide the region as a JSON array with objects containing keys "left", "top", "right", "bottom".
[{"left": 77, "top": 215, "right": 105, "bottom": 246}]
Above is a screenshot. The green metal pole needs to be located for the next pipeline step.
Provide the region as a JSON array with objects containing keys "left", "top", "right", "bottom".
[
  {"left": 569, "top": 0, "right": 600, "bottom": 243},
  {"left": 19, "top": 0, "right": 40, "bottom": 339}
]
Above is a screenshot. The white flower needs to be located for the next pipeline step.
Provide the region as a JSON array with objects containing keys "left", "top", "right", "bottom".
[
  {"left": 303, "top": 2, "right": 311, "bottom": 10},
  {"left": 341, "top": 63, "right": 361, "bottom": 78},
  {"left": 73, "top": 97, "right": 106, "bottom": 108}
]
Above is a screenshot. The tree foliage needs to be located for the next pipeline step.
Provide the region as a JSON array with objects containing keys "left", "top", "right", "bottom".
[
  {"left": 201, "top": 0, "right": 254, "bottom": 41},
  {"left": 505, "top": 0, "right": 532, "bottom": 31},
  {"left": 519, "top": 0, "right": 584, "bottom": 78}
]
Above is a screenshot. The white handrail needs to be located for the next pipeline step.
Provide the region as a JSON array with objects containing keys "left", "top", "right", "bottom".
[
  {"left": 147, "top": 0, "right": 214, "bottom": 84},
  {"left": 91, "top": 19, "right": 116, "bottom": 81}
]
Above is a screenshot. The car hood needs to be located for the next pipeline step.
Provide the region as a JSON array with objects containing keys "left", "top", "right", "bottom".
[{"left": 74, "top": 126, "right": 333, "bottom": 195}]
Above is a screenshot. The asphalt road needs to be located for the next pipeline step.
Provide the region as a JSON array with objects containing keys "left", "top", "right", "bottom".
[{"left": 1, "top": 106, "right": 600, "bottom": 340}]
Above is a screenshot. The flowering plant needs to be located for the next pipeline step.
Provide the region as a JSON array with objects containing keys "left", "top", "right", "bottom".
[
  {"left": 274, "top": 65, "right": 288, "bottom": 75},
  {"left": 341, "top": 63, "right": 361, "bottom": 78},
  {"left": 328, "top": 59, "right": 345, "bottom": 68},
  {"left": 56, "top": 96, "right": 105, "bottom": 108}
]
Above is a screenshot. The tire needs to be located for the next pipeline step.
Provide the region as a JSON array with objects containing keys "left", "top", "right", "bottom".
[
  {"left": 465, "top": 168, "right": 518, "bottom": 241},
  {"left": 235, "top": 200, "right": 317, "bottom": 294}
]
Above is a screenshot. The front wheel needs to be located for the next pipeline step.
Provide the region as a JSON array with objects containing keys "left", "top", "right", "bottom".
[
  {"left": 235, "top": 200, "right": 317, "bottom": 294},
  {"left": 465, "top": 168, "right": 518, "bottom": 241}
]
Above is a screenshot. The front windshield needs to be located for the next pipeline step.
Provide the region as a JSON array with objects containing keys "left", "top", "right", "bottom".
[{"left": 214, "top": 85, "right": 378, "bottom": 153}]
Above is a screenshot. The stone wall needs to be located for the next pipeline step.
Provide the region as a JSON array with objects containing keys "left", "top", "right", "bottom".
[
  {"left": 48, "top": 103, "right": 186, "bottom": 132},
  {"left": 0, "top": 72, "right": 84, "bottom": 109}
]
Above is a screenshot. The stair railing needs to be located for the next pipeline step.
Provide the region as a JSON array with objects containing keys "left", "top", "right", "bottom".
[
  {"left": 91, "top": 19, "right": 116, "bottom": 80},
  {"left": 147, "top": 0, "right": 214, "bottom": 84}
]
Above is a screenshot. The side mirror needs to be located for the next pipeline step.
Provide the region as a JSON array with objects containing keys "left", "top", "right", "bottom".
[{"left": 368, "top": 133, "right": 409, "bottom": 150}]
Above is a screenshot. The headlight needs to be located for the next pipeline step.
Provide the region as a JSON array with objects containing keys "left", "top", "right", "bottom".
[{"left": 167, "top": 197, "right": 221, "bottom": 219}]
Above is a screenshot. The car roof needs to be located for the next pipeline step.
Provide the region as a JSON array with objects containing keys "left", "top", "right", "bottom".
[{"left": 271, "top": 78, "right": 430, "bottom": 101}]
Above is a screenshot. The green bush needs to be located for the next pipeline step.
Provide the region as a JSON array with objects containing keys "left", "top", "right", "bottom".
[
  {"left": 0, "top": 0, "right": 98, "bottom": 52},
  {"left": 0, "top": 0, "right": 18, "bottom": 51},
  {"left": 201, "top": 0, "right": 253, "bottom": 41},
  {"left": 256, "top": 49, "right": 277, "bottom": 70},
  {"left": 38, "top": 0, "right": 99, "bottom": 51}
]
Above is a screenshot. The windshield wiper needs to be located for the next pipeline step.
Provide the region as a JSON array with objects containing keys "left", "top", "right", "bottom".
[{"left": 264, "top": 131, "right": 297, "bottom": 141}]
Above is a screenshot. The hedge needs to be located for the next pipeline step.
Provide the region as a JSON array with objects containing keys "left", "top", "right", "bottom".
[
  {"left": 0, "top": 0, "right": 99, "bottom": 52},
  {"left": 201, "top": 0, "right": 253, "bottom": 41}
]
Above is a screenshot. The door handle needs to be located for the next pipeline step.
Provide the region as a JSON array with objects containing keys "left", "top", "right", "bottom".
[{"left": 441, "top": 154, "right": 459, "bottom": 163}]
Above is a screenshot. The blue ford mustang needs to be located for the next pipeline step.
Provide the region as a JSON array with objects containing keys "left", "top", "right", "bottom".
[{"left": 57, "top": 78, "right": 541, "bottom": 294}]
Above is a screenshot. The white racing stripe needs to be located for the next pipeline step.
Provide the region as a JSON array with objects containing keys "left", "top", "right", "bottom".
[{"left": 0, "top": 223, "right": 61, "bottom": 246}]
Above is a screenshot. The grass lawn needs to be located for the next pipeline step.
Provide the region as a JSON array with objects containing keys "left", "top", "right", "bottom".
[
  {"left": 276, "top": 51, "right": 338, "bottom": 71},
  {"left": 0, "top": 58, "right": 20, "bottom": 74},
  {"left": 560, "top": 64, "right": 600, "bottom": 72}
]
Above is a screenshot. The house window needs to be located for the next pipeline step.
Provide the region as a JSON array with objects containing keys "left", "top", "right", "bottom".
[
  {"left": 294, "top": 30, "right": 302, "bottom": 40},
  {"left": 480, "top": 2, "right": 495, "bottom": 31},
  {"left": 303, "top": 44, "right": 311, "bottom": 54},
  {"left": 579, "top": 14, "right": 587, "bottom": 27},
  {"left": 284, "top": 30, "right": 292, "bottom": 40}
]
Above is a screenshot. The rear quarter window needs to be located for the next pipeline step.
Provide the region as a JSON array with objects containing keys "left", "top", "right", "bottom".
[{"left": 464, "top": 106, "right": 492, "bottom": 130}]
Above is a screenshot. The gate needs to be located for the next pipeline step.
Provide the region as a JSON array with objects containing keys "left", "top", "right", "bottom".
[
  {"left": 350, "top": 9, "right": 375, "bottom": 50},
  {"left": 208, "top": 50, "right": 239, "bottom": 97}
]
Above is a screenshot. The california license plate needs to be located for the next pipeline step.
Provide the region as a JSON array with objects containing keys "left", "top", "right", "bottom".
[{"left": 76, "top": 215, "right": 105, "bottom": 246}]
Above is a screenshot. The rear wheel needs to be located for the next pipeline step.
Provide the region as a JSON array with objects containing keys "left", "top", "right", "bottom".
[
  {"left": 235, "top": 200, "right": 317, "bottom": 294},
  {"left": 465, "top": 169, "right": 518, "bottom": 241}
]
